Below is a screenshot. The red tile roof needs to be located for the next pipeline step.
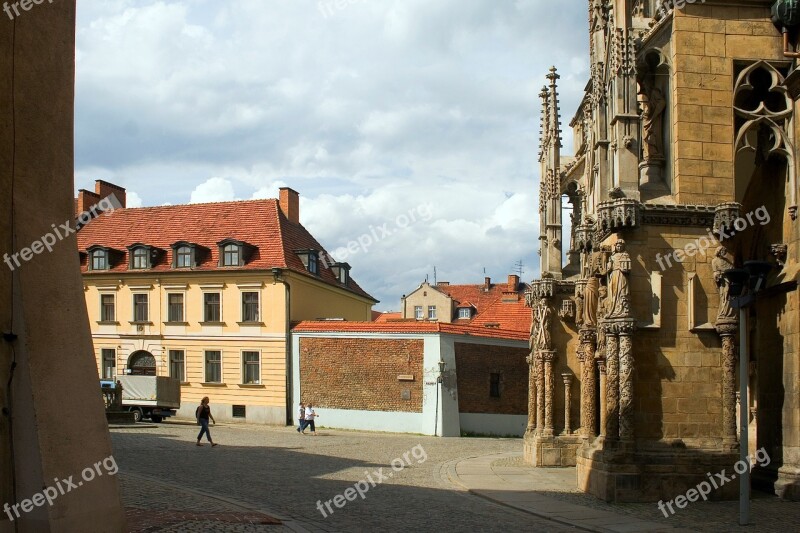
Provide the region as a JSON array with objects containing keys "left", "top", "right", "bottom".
[
  {"left": 425, "top": 281, "right": 531, "bottom": 332},
  {"left": 76, "top": 199, "right": 376, "bottom": 302},
  {"left": 374, "top": 312, "right": 402, "bottom": 322},
  {"left": 292, "top": 320, "right": 529, "bottom": 341}
]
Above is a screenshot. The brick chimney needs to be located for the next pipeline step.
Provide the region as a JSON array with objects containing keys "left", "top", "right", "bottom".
[
  {"left": 75, "top": 189, "right": 101, "bottom": 216},
  {"left": 279, "top": 187, "right": 300, "bottom": 224},
  {"left": 508, "top": 274, "right": 519, "bottom": 291},
  {"left": 437, "top": 281, "right": 449, "bottom": 287},
  {"left": 95, "top": 180, "right": 126, "bottom": 208},
  {"left": 484, "top": 276, "right": 491, "bottom": 291}
]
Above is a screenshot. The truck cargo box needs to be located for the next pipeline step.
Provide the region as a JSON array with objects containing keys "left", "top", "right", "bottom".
[{"left": 119, "top": 375, "right": 180, "bottom": 409}]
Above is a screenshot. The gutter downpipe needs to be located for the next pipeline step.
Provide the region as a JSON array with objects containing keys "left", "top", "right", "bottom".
[{"left": 272, "top": 268, "right": 292, "bottom": 426}]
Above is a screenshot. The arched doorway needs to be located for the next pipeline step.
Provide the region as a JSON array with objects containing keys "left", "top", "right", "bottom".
[{"left": 128, "top": 351, "right": 156, "bottom": 376}]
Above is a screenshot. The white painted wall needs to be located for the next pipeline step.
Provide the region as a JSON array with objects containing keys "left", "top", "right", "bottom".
[{"left": 459, "top": 413, "right": 528, "bottom": 437}]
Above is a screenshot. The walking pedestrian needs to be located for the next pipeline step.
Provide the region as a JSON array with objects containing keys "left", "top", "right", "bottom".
[
  {"left": 304, "top": 403, "right": 319, "bottom": 436},
  {"left": 195, "top": 396, "right": 218, "bottom": 447},
  {"left": 297, "top": 402, "right": 307, "bottom": 434}
]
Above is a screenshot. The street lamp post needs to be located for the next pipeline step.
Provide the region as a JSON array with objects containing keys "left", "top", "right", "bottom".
[
  {"left": 722, "top": 260, "right": 771, "bottom": 527},
  {"left": 434, "top": 359, "right": 446, "bottom": 436}
]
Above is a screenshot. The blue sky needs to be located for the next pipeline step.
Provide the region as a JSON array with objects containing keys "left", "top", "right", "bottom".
[{"left": 74, "top": 0, "right": 589, "bottom": 310}]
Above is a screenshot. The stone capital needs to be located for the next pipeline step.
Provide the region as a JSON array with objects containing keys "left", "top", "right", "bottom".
[
  {"left": 602, "top": 318, "right": 637, "bottom": 336},
  {"left": 715, "top": 320, "right": 738, "bottom": 336},
  {"left": 579, "top": 328, "right": 597, "bottom": 344},
  {"left": 537, "top": 349, "right": 556, "bottom": 363}
]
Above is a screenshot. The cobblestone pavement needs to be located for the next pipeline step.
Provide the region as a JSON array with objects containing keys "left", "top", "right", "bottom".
[
  {"left": 121, "top": 473, "right": 289, "bottom": 532},
  {"left": 111, "top": 423, "right": 577, "bottom": 532},
  {"left": 485, "top": 455, "right": 800, "bottom": 533}
]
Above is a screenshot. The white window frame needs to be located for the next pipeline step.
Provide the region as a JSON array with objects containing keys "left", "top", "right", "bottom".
[
  {"left": 428, "top": 305, "right": 437, "bottom": 320},
  {"left": 458, "top": 308, "right": 471, "bottom": 319},
  {"left": 99, "top": 292, "right": 116, "bottom": 322},
  {"left": 131, "top": 292, "right": 150, "bottom": 323},
  {"left": 169, "top": 349, "right": 186, "bottom": 382},
  {"left": 241, "top": 350, "right": 261, "bottom": 385},
  {"left": 101, "top": 348, "right": 116, "bottom": 379},
  {"left": 204, "top": 349, "right": 223, "bottom": 384},
  {"left": 414, "top": 306, "right": 423, "bottom": 320}
]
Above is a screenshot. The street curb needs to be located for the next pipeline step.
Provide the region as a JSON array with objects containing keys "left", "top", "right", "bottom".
[{"left": 439, "top": 452, "right": 679, "bottom": 533}]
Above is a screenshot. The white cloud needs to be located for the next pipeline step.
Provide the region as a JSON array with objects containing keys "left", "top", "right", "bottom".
[
  {"left": 126, "top": 191, "right": 143, "bottom": 208},
  {"left": 189, "top": 177, "right": 237, "bottom": 204},
  {"left": 74, "top": 0, "right": 589, "bottom": 309}
]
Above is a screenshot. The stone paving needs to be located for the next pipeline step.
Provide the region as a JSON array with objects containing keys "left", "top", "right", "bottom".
[
  {"left": 448, "top": 453, "right": 800, "bottom": 533},
  {"left": 113, "top": 422, "right": 800, "bottom": 532},
  {"left": 112, "top": 422, "right": 577, "bottom": 532}
]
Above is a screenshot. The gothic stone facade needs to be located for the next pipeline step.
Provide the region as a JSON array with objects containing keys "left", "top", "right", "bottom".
[{"left": 525, "top": 0, "right": 800, "bottom": 503}]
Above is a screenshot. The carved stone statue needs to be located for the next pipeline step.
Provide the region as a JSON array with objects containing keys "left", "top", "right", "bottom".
[
  {"left": 640, "top": 84, "right": 666, "bottom": 161},
  {"left": 606, "top": 239, "right": 632, "bottom": 320},
  {"left": 596, "top": 285, "right": 608, "bottom": 355},
  {"left": 534, "top": 299, "right": 552, "bottom": 351},
  {"left": 575, "top": 291, "right": 585, "bottom": 327},
  {"left": 713, "top": 247, "right": 737, "bottom": 324},
  {"left": 584, "top": 276, "right": 599, "bottom": 327}
]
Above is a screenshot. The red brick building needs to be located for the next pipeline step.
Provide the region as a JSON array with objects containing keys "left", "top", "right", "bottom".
[{"left": 292, "top": 321, "right": 529, "bottom": 436}]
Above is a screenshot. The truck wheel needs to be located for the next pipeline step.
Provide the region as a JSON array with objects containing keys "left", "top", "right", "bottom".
[
  {"left": 131, "top": 408, "right": 143, "bottom": 423},
  {"left": 150, "top": 415, "right": 163, "bottom": 423}
]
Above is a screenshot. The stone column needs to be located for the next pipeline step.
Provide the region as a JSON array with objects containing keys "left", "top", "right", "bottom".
[
  {"left": 535, "top": 354, "right": 545, "bottom": 432},
  {"left": 579, "top": 329, "right": 597, "bottom": 438},
  {"left": 717, "top": 323, "right": 738, "bottom": 447},
  {"left": 526, "top": 354, "right": 537, "bottom": 432},
  {"left": 605, "top": 329, "right": 620, "bottom": 441},
  {"left": 0, "top": 2, "right": 127, "bottom": 530},
  {"left": 618, "top": 320, "right": 637, "bottom": 443},
  {"left": 598, "top": 360, "right": 607, "bottom": 437},
  {"left": 542, "top": 350, "right": 556, "bottom": 437},
  {"left": 562, "top": 373, "right": 573, "bottom": 434}
]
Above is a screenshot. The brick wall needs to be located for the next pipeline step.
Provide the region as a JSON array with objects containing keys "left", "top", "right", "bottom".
[
  {"left": 299, "top": 337, "right": 424, "bottom": 412},
  {"left": 454, "top": 342, "right": 528, "bottom": 415}
]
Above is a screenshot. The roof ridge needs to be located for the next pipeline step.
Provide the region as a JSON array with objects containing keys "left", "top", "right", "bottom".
[{"left": 119, "top": 198, "right": 278, "bottom": 211}]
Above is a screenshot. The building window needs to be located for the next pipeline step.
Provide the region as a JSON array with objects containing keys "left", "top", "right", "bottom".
[
  {"left": 295, "top": 249, "right": 320, "bottom": 275},
  {"left": 428, "top": 305, "right": 437, "bottom": 320},
  {"left": 242, "top": 351, "right": 260, "bottom": 384},
  {"left": 176, "top": 246, "right": 192, "bottom": 268},
  {"left": 204, "top": 293, "right": 221, "bottom": 322},
  {"left": 232, "top": 405, "right": 247, "bottom": 418},
  {"left": 167, "top": 293, "right": 184, "bottom": 322},
  {"left": 169, "top": 350, "right": 185, "bottom": 382},
  {"left": 414, "top": 306, "right": 423, "bottom": 320},
  {"left": 490, "top": 373, "right": 501, "bottom": 398},
  {"left": 241, "top": 292, "right": 259, "bottom": 322},
  {"left": 458, "top": 308, "right": 471, "bottom": 319},
  {"left": 131, "top": 247, "right": 149, "bottom": 269},
  {"left": 222, "top": 244, "right": 240, "bottom": 267},
  {"left": 101, "top": 349, "right": 115, "bottom": 379},
  {"left": 91, "top": 250, "right": 108, "bottom": 270},
  {"left": 133, "top": 294, "right": 149, "bottom": 322},
  {"left": 100, "top": 294, "right": 115, "bottom": 322},
  {"left": 205, "top": 350, "right": 222, "bottom": 383}
]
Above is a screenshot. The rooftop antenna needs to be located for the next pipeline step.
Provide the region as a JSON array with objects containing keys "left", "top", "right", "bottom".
[
  {"left": 433, "top": 266, "right": 437, "bottom": 285},
  {"left": 514, "top": 260, "right": 525, "bottom": 277}
]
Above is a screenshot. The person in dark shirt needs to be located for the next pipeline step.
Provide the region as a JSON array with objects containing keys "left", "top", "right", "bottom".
[{"left": 195, "top": 396, "right": 218, "bottom": 447}]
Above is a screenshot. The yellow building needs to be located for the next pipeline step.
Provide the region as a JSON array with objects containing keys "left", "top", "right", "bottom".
[{"left": 76, "top": 182, "right": 376, "bottom": 424}]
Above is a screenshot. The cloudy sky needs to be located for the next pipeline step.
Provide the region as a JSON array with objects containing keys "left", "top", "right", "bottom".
[{"left": 74, "top": 0, "right": 589, "bottom": 311}]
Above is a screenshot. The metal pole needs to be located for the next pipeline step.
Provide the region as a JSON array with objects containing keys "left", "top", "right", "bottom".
[{"left": 739, "top": 305, "right": 749, "bottom": 526}]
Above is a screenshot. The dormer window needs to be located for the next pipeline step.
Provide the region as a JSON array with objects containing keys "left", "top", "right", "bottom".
[
  {"left": 171, "top": 241, "right": 208, "bottom": 268},
  {"left": 331, "top": 262, "right": 351, "bottom": 285},
  {"left": 295, "top": 249, "right": 320, "bottom": 275},
  {"left": 126, "top": 244, "right": 163, "bottom": 270},
  {"left": 458, "top": 308, "right": 472, "bottom": 319},
  {"left": 86, "top": 246, "right": 122, "bottom": 271},
  {"left": 217, "top": 239, "right": 254, "bottom": 267}
]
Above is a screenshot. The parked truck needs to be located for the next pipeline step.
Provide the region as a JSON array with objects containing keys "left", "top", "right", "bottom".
[{"left": 101, "top": 375, "right": 181, "bottom": 423}]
